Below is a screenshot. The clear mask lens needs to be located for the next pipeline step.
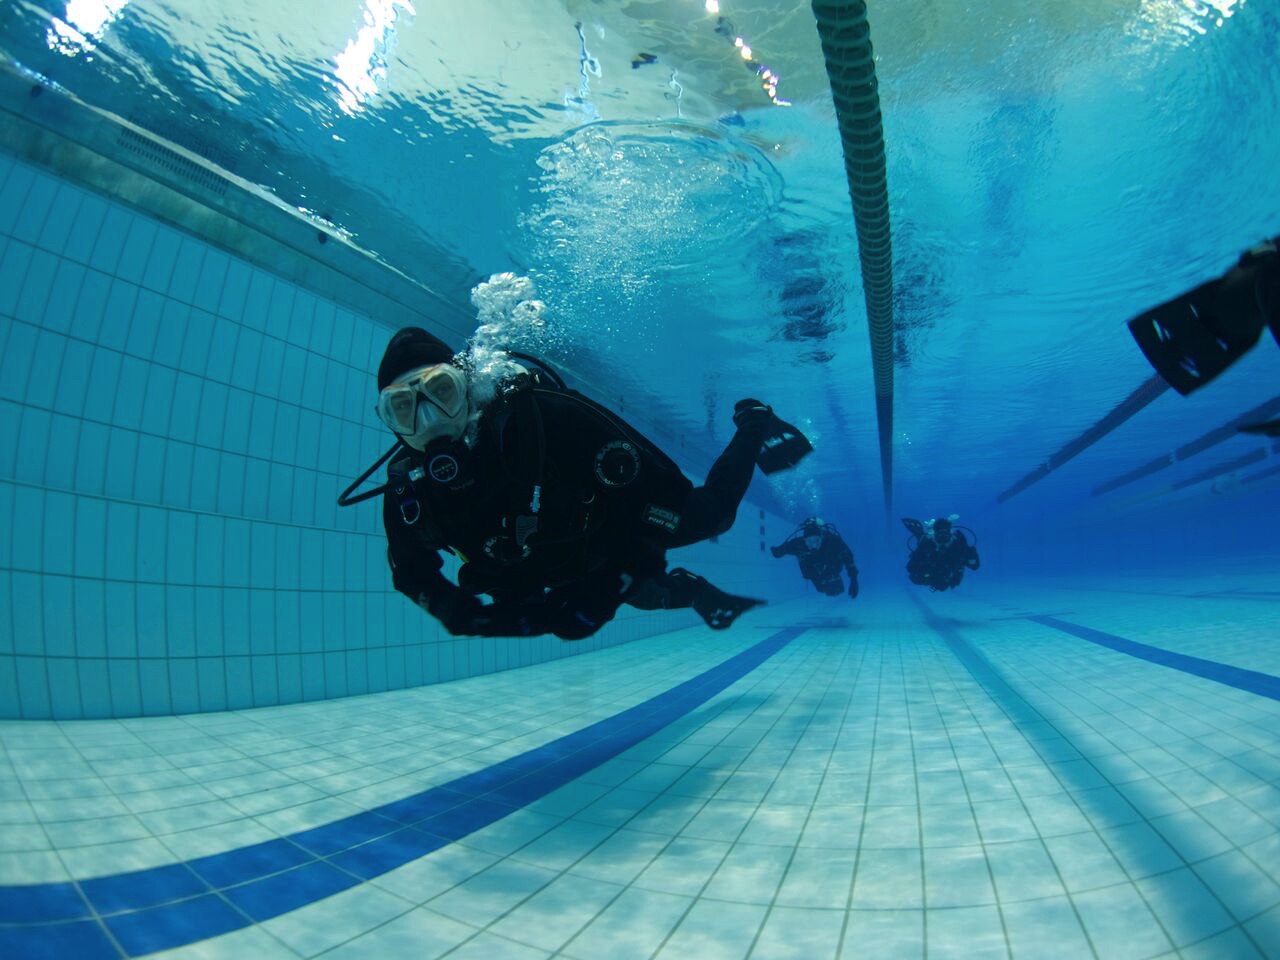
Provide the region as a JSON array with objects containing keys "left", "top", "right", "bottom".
[{"left": 377, "top": 365, "right": 467, "bottom": 441}]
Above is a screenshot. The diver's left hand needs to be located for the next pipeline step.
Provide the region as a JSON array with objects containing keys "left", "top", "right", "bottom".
[
  {"left": 465, "top": 607, "right": 544, "bottom": 637},
  {"left": 552, "top": 609, "right": 605, "bottom": 641},
  {"left": 545, "top": 580, "right": 622, "bottom": 641},
  {"left": 550, "top": 593, "right": 622, "bottom": 640}
]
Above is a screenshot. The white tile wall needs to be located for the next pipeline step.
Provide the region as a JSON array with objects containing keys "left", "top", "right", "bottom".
[{"left": 0, "top": 149, "right": 803, "bottom": 719}]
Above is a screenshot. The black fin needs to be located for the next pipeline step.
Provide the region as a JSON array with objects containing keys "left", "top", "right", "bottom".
[
  {"left": 734, "top": 400, "right": 813, "bottom": 475},
  {"left": 693, "top": 585, "right": 766, "bottom": 630},
  {"left": 1239, "top": 418, "right": 1280, "bottom": 437},
  {"left": 756, "top": 416, "right": 813, "bottom": 474}
]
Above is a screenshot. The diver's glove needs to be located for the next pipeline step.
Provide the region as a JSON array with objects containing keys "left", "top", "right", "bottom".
[
  {"left": 770, "top": 545, "right": 783, "bottom": 558},
  {"left": 422, "top": 587, "right": 527, "bottom": 637},
  {"left": 471, "top": 604, "right": 557, "bottom": 638},
  {"left": 423, "top": 590, "right": 559, "bottom": 638},
  {"left": 545, "top": 572, "right": 629, "bottom": 641},
  {"left": 552, "top": 609, "right": 606, "bottom": 641},
  {"left": 549, "top": 596, "right": 619, "bottom": 641},
  {"left": 421, "top": 588, "right": 485, "bottom": 636},
  {"left": 558, "top": 591, "right": 625, "bottom": 640},
  {"left": 848, "top": 579, "right": 859, "bottom": 599}
]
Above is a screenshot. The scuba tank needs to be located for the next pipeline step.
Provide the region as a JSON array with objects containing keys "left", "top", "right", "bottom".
[{"left": 901, "top": 517, "right": 978, "bottom": 551}]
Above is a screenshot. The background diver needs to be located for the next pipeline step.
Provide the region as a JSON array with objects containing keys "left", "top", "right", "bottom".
[
  {"left": 771, "top": 517, "right": 859, "bottom": 598},
  {"left": 903, "top": 515, "right": 980, "bottom": 592},
  {"left": 341, "top": 327, "right": 813, "bottom": 640}
]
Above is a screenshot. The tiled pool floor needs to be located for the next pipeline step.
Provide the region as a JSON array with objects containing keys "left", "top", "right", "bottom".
[{"left": 3, "top": 571, "right": 1279, "bottom": 959}]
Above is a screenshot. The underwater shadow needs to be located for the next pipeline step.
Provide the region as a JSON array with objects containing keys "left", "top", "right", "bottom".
[{"left": 914, "top": 593, "right": 1276, "bottom": 949}]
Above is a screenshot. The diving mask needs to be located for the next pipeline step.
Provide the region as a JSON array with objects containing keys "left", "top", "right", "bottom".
[{"left": 376, "top": 363, "right": 469, "bottom": 450}]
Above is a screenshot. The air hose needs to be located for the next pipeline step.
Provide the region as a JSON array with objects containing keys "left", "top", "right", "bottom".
[{"left": 811, "top": 0, "right": 895, "bottom": 514}]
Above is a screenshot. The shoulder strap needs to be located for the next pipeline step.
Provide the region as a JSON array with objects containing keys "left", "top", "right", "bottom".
[
  {"left": 387, "top": 455, "right": 422, "bottom": 525},
  {"left": 495, "top": 383, "right": 546, "bottom": 514},
  {"left": 387, "top": 453, "right": 450, "bottom": 552},
  {"left": 535, "top": 386, "right": 690, "bottom": 487},
  {"left": 501, "top": 354, "right": 683, "bottom": 485}
]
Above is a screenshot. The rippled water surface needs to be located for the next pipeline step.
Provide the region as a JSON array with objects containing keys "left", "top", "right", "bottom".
[{"left": 2, "top": 0, "right": 1277, "bottom": 549}]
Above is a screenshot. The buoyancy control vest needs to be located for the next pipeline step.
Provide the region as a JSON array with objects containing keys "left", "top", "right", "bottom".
[{"left": 355, "top": 356, "right": 694, "bottom": 600}]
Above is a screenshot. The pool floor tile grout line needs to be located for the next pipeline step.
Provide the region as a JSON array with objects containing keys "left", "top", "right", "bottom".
[
  {"left": 1029, "top": 615, "right": 1280, "bottom": 702},
  {"left": 0, "top": 627, "right": 806, "bottom": 957},
  {"left": 916, "top": 593, "right": 1272, "bottom": 957}
]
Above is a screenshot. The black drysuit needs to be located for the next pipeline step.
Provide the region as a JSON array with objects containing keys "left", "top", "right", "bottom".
[
  {"left": 772, "top": 526, "right": 858, "bottom": 597},
  {"left": 907, "top": 532, "right": 980, "bottom": 591},
  {"left": 383, "top": 377, "right": 763, "bottom": 639}
]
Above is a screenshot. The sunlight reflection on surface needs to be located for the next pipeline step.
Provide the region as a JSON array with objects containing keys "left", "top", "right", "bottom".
[
  {"left": 332, "top": 0, "right": 415, "bottom": 114},
  {"left": 46, "top": 0, "right": 129, "bottom": 56},
  {"left": 1134, "top": 0, "right": 1245, "bottom": 41}
]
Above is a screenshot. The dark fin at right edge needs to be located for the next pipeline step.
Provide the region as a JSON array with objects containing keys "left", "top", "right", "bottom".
[{"left": 1239, "top": 418, "right": 1280, "bottom": 437}]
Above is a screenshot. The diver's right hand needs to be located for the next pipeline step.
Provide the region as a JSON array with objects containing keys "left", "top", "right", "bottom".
[
  {"left": 421, "top": 589, "right": 486, "bottom": 636},
  {"left": 770, "top": 546, "right": 783, "bottom": 558},
  {"left": 421, "top": 590, "right": 559, "bottom": 637}
]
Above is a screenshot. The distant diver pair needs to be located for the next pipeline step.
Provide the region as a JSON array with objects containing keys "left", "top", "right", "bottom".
[
  {"left": 903, "top": 516, "right": 980, "bottom": 592},
  {"left": 770, "top": 514, "right": 983, "bottom": 596},
  {"left": 339, "top": 327, "right": 813, "bottom": 640}
]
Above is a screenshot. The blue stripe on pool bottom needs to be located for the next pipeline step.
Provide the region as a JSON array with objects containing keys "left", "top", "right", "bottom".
[
  {"left": 1199, "top": 589, "right": 1280, "bottom": 602},
  {"left": 0, "top": 919, "right": 118, "bottom": 960},
  {"left": 1031, "top": 615, "right": 1280, "bottom": 701},
  {"left": 0, "top": 626, "right": 804, "bottom": 958}
]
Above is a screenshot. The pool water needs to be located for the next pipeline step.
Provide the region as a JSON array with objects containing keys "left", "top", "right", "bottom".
[{"left": 0, "top": 0, "right": 1278, "bottom": 957}]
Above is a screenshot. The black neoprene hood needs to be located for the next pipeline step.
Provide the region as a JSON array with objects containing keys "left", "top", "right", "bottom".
[{"left": 377, "top": 327, "right": 456, "bottom": 391}]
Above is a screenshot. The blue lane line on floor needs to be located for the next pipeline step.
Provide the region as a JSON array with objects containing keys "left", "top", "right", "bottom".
[
  {"left": 0, "top": 626, "right": 805, "bottom": 959},
  {"left": 1030, "top": 615, "right": 1280, "bottom": 702},
  {"left": 1197, "top": 590, "right": 1280, "bottom": 602}
]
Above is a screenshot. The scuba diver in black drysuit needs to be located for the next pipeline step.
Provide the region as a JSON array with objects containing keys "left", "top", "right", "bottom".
[
  {"left": 339, "top": 327, "right": 813, "bottom": 640},
  {"left": 771, "top": 517, "right": 859, "bottom": 598},
  {"left": 903, "top": 516, "right": 980, "bottom": 592}
]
